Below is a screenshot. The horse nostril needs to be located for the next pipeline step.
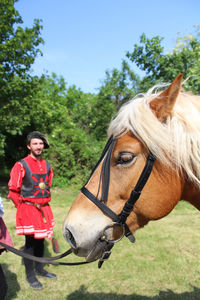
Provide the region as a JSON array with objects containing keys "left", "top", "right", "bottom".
[{"left": 64, "top": 228, "right": 77, "bottom": 249}]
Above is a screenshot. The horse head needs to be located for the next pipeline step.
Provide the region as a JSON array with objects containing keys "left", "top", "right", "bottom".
[{"left": 63, "top": 74, "right": 200, "bottom": 263}]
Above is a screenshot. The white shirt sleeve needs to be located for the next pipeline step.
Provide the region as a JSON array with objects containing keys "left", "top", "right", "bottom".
[{"left": 0, "top": 196, "right": 4, "bottom": 217}]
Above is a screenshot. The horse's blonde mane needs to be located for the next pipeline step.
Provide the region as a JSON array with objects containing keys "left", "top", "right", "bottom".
[{"left": 108, "top": 85, "right": 200, "bottom": 187}]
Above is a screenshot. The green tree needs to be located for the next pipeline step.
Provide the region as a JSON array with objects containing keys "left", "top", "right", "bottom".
[
  {"left": 91, "top": 60, "right": 140, "bottom": 139},
  {"left": 99, "top": 60, "right": 139, "bottom": 110},
  {"left": 65, "top": 85, "right": 98, "bottom": 135},
  {"left": 24, "top": 74, "right": 104, "bottom": 185},
  {"left": 0, "top": 0, "right": 44, "bottom": 163},
  {"left": 126, "top": 26, "right": 200, "bottom": 93},
  {"left": 174, "top": 26, "right": 200, "bottom": 93}
]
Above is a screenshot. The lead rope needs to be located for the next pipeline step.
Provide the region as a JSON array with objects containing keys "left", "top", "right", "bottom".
[
  {"left": 1, "top": 144, "right": 156, "bottom": 268},
  {"left": 0, "top": 241, "right": 90, "bottom": 266},
  {"left": 0, "top": 140, "right": 115, "bottom": 267}
]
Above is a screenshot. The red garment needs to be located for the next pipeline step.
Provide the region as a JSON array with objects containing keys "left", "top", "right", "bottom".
[
  {"left": 8, "top": 155, "right": 54, "bottom": 239},
  {"left": 0, "top": 218, "right": 13, "bottom": 254}
]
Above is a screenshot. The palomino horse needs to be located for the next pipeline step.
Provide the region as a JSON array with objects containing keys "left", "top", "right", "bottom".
[{"left": 63, "top": 74, "right": 200, "bottom": 266}]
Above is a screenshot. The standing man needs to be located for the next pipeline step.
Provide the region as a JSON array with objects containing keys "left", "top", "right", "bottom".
[{"left": 8, "top": 131, "right": 56, "bottom": 290}]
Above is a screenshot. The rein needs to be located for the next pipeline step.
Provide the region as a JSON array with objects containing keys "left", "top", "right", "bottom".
[
  {"left": 0, "top": 137, "right": 155, "bottom": 268},
  {"left": 0, "top": 241, "right": 89, "bottom": 266}
]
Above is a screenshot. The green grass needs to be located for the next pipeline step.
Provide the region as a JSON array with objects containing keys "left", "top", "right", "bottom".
[{"left": 1, "top": 186, "right": 200, "bottom": 300}]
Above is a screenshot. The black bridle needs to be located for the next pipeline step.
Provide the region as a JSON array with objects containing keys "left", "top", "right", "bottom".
[{"left": 81, "top": 136, "right": 156, "bottom": 267}]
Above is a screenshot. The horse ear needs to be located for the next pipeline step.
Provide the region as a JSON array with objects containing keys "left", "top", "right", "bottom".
[{"left": 150, "top": 73, "right": 183, "bottom": 121}]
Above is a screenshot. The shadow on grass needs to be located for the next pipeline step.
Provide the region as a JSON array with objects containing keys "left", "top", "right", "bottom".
[
  {"left": 1, "top": 240, "right": 55, "bottom": 299},
  {"left": 1, "top": 263, "right": 20, "bottom": 300},
  {"left": 67, "top": 285, "right": 200, "bottom": 300}
]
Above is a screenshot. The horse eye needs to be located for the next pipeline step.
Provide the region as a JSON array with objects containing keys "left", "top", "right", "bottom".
[{"left": 116, "top": 152, "right": 135, "bottom": 165}]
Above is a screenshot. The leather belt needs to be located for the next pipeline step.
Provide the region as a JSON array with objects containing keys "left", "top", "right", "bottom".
[{"left": 22, "top": 201, "right": 48, "bottom": 222}]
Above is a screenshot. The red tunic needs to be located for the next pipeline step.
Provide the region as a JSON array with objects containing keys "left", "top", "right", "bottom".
[{"left": 8, "top": 155, "right": 54, "bottom": 239}]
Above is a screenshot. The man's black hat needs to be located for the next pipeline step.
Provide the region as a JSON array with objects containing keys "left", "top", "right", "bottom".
[{"left": 26, "top": 131, "right": 50, "bottom": 149}]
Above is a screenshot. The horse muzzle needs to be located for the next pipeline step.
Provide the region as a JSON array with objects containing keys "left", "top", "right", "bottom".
[
  {"left": 63, "top": 222, "right": 125, "bottom": 262},
  {"left": 63, "top": 226, "right": 107, "bottom": 261}
]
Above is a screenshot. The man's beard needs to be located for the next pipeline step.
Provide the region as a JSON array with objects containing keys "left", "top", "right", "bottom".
[{"left": 31, "top": 150, "right": 42, "bottom": 158}]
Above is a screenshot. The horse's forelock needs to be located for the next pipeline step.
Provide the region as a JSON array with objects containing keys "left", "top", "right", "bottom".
[{"left": 108, "top": 88, "right": 200, "bottom": 188}]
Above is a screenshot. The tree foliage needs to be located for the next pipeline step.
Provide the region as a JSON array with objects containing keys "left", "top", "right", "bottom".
[
  {"left": 90, "top": 60, "right": 140, "bottom": 139},
  {"left": 126, "top": 27, "right": 200, "bottom": 93},
  {"left": 0, "top": 0, "right": 44, "bottom": 160},
  {"left": 0, "top": 1, "right": 200, "bottom": 185},
  {"left": 99, "top": 60, "right": 140, "bottom": 110},
  {"left": 0, "top": 0, "right": 43, "bottom": 103}
]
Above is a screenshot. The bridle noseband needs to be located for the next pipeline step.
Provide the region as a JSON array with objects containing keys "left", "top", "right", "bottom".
[{"left": 81, "top": 136, "right": 156, "bottom": 267}]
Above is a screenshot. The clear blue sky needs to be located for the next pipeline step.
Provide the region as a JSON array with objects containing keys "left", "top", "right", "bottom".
[{"left": 16, "top": 0, "right": 200, "bottom": 93}]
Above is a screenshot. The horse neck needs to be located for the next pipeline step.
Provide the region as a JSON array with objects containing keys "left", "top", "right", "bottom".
[{"left": 182, "top": 179, "right": 200, "bottom": 211}]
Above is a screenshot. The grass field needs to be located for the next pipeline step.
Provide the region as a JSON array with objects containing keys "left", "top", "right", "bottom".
[{"left": 1, "top": 186, "right": 200, "bottom": 300}]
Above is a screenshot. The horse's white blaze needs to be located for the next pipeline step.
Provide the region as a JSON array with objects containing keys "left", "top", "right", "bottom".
[{"left": 64, "top": 208, "right": 110, "bottom": 251}]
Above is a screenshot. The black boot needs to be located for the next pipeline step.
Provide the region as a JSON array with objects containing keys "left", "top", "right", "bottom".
[
  {"left": 34, "top": 238, "right": 57, "bottom": 279},
  {"left": 24, "top": 236, "right": 43, "bottom": 289},
  {"left": 35, "top": 262, "right": 57, "bottom": 279}
]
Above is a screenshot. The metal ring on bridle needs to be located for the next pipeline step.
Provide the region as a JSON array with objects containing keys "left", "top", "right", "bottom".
[{"left": 100, "top": 222, "right": 125, "bottom": 243}]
